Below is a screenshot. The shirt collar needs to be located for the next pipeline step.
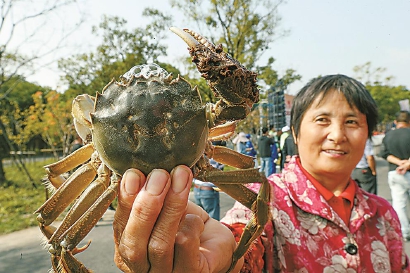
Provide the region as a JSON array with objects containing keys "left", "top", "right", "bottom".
[{"left": 295, "top": 157, "right": 356, "bottom": 208}]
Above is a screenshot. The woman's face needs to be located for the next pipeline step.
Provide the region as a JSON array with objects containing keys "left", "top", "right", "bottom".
[{"left": 295, "top": 90, "right": 368, "bottom": 183}]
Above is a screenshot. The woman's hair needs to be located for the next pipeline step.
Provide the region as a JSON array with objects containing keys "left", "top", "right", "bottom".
[{"left": 290, "top": 74, "right": 378, "bottom": 139}]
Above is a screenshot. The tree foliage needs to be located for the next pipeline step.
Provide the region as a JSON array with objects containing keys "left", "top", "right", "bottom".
[
  {"left": 170, "top": 0, "right": 287, "bottom": 68},
  {"left": 23, "top": 91, "right": 74, "bottom": 158},
  {"left": 0, "top": 0, "right": 84, "bottom": 185},
  {"left": 59, "top": 10, "right": 174, "bottom": 98},
  {"left": 354, "top": 62, "right": 410, "bottom": 124}
]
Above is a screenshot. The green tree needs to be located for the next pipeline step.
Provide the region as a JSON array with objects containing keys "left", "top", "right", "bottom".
[
  {"left": 59, "top": 10, "right": 173, "bottom": 98},
  {"left": 0, "top": 76, "right": 47, "bottom": 185},
  {"left": 23, "top": 90, "right": 74, "bottom": 158},
  {"left": 0, "top": 0, "right": 84, "bottom": 186},
  {"left": 353, "top": 62, "right": 410, "bottom": 124},
  {"left": 367, "top": 84, "right": 409, "bottom": 123}
]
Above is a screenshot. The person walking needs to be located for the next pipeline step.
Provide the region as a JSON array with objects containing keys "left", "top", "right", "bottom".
[
  {"left": 351, "top": 138, "right": 377, "bottom": 194},
  {"left": 380, "top": 110, "right": 410, "bottom": 241},
  {"left": 257, "top": 127, "right": 275, "bottom": 177}
]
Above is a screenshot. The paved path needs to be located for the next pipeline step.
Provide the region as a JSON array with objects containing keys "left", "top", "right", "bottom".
[
  {"left": 0, "top": 193, "right": 235, "bottom": 273},
  {"left": 0, "top": 157, "right": 408, "bottom": 272}
]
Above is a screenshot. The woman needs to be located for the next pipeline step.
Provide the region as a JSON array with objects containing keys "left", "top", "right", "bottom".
[{"left": 113, "top": 75, "right": 409, "bottom": 272}]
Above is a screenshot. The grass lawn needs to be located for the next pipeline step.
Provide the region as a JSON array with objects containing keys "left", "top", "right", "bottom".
[{"left": 0, "top": 158, "right": 53, "bottom": 235}]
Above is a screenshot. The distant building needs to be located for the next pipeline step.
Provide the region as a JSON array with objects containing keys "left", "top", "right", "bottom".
[{"left": 267, "top": 83, "right": 294, "bottom": 129}]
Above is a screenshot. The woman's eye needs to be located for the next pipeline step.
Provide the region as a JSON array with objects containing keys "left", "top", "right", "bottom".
[
  {"left": 346, "top": 120, "right": 358, "bottom": 124},
  {"left": 315, "top": 117, "right": 327, "bottom": 123}
]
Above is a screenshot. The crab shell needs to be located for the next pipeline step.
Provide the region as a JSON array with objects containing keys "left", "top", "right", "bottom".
[{"left": 90, "top": 65, "right": 208, "bottom": 176}]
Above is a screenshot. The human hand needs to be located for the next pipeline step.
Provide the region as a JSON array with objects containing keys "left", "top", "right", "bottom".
[
  {"left": 396, "top": 159, "right": 410, "bottom": 175},
  {"left": 113, "top": 165, "right": 242, "bottom": 273}
]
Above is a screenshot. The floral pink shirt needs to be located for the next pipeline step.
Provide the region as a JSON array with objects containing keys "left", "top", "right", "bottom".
[{"left": 221, "top": 156, "right": 409, "bottom": 272}]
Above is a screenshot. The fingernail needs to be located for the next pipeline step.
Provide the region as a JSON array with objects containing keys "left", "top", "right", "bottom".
[
  {"left": 146, "top": 169, "right": 168, "bottom": 195},
  {"left": 124, "top": 170, "right": 140, "bottom": 195},
  {"left": 171, "top": 166, "right": 191, "bottom": 193}
]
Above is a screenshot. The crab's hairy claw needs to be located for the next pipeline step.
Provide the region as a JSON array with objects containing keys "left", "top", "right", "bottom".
[{"left": 172, "top": 27, "right": 259, "bottom": 126}]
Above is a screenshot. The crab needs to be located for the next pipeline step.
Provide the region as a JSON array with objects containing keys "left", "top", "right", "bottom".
[{"left": 35, "top": 27, "right": 271, "bottom": 272}]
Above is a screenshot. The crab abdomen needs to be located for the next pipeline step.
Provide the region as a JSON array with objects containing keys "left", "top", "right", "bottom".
[{"left": 91, "top": 72, "right": 208, "bottom": 176}]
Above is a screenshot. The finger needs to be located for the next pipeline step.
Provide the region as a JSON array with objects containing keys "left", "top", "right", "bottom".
[
  {"left": 113, "top": 169, "right": 145, "bottom": 271},
  {"left": 114, "top": 169, "right": 146, "bottom": 241},
  {"left": 119, "top": 169, "right": 172, "bottom": 272},
  {"left": 175, "top": 201, "right": 236, "bottom": 272},
  {"left": 173, "top": 214, "right": 205, "bottom": 272},
  {"left": 148, "top": 165, "right": 193, "bottom": 272}
]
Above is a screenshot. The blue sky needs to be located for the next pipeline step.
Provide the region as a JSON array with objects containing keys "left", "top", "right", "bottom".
[{"left": 29, "top": 0, "right": 410, "bottom": 95}]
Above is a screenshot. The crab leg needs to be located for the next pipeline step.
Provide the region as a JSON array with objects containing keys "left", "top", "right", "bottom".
[
  {"left": 60, "top": 179, "right": 118, "bottom": 252},
  {"left": 44, "top": 143, "right": 94, "bottom": 188},
  {"left": 36, "top": 152, "right": 100, "bottom": 232},
  {"left": 36, "top": 163, "right": 98, "bottom": 227},
  {"left": 208, "top": 121, "right": 236, "bottom": 140},
  {"left": 60, "top": 248, "right": 91, "bottom": 273},
  {"left": 48, "top": 165, "right": 111, "bottom": 245},
  {"left": 198, "top": 168, "right": 271, "bottom": 272},
  {"left": 50, "top": 173, "right": 117, "bottom": 273},
  {"left": 205, "top": 144, "right": 255, "bottom": 169}
]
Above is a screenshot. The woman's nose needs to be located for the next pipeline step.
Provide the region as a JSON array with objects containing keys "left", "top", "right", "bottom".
[{"left": 326, "top": 123, "right": 347, "bottom": 144}]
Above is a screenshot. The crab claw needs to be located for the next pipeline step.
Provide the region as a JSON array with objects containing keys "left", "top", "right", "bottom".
[
  {"left": 170, "top": 27, "right": 199, "bottom": 48},
  {"left": 171, "top": 26, "right": 259, "bottom": 125}
]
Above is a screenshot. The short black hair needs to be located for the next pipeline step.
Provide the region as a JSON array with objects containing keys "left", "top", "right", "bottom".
[
  {"left": 396, "top": 111, "right": 410, "bottom": 123},
  {"left": 262, "top": 127, "right": 269, "bottom": 134},
  {"left": 291, "top": 74, "right": 378, "bottom": 139}
]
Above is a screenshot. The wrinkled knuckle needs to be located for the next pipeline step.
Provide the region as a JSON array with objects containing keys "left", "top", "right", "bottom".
[
  {"left": 118, "top": 239, "right": 143, "bottom": 265},
  {"left": 149, "top": 235, "right": 174, "bottom": 261},
  {"left": 132, "top": 200, "right": 158, "bottom": 222}
]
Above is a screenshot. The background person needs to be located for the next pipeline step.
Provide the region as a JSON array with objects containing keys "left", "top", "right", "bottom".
[
  {"left": 282, "top": 132, "right": 296, "bottom": 168},
  {"left": 242, "top": 133, "right": 258, "bottom": 167},
  {"left": 70, "top": 135, "right": 83, "bottom": 154},
  {"left": 279, "top": 125, "right": 290, "bottom": 170},
  {"left": 257, "top": 127, "right": 275, "bottom": 177},
  {"left": 351, "top": 138, "right": 377, "bottom": 194},
  {"left": 270, "top": 139, "right": 279, "bottom": 174},
  {"left": 232, "top": 132, "right": 248, "bottom": 153},
  {"left": 193, "top": 158, "right": 223, "bottom": 220},
  {"left": 380, "top": 110, "right": 410, "bottom": 241},
  {"left": 112, "top": 75, "right": 409, "bottom": 272},
  {"left": 193, "top": 140, "right": 226, "bottom": 220}
]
